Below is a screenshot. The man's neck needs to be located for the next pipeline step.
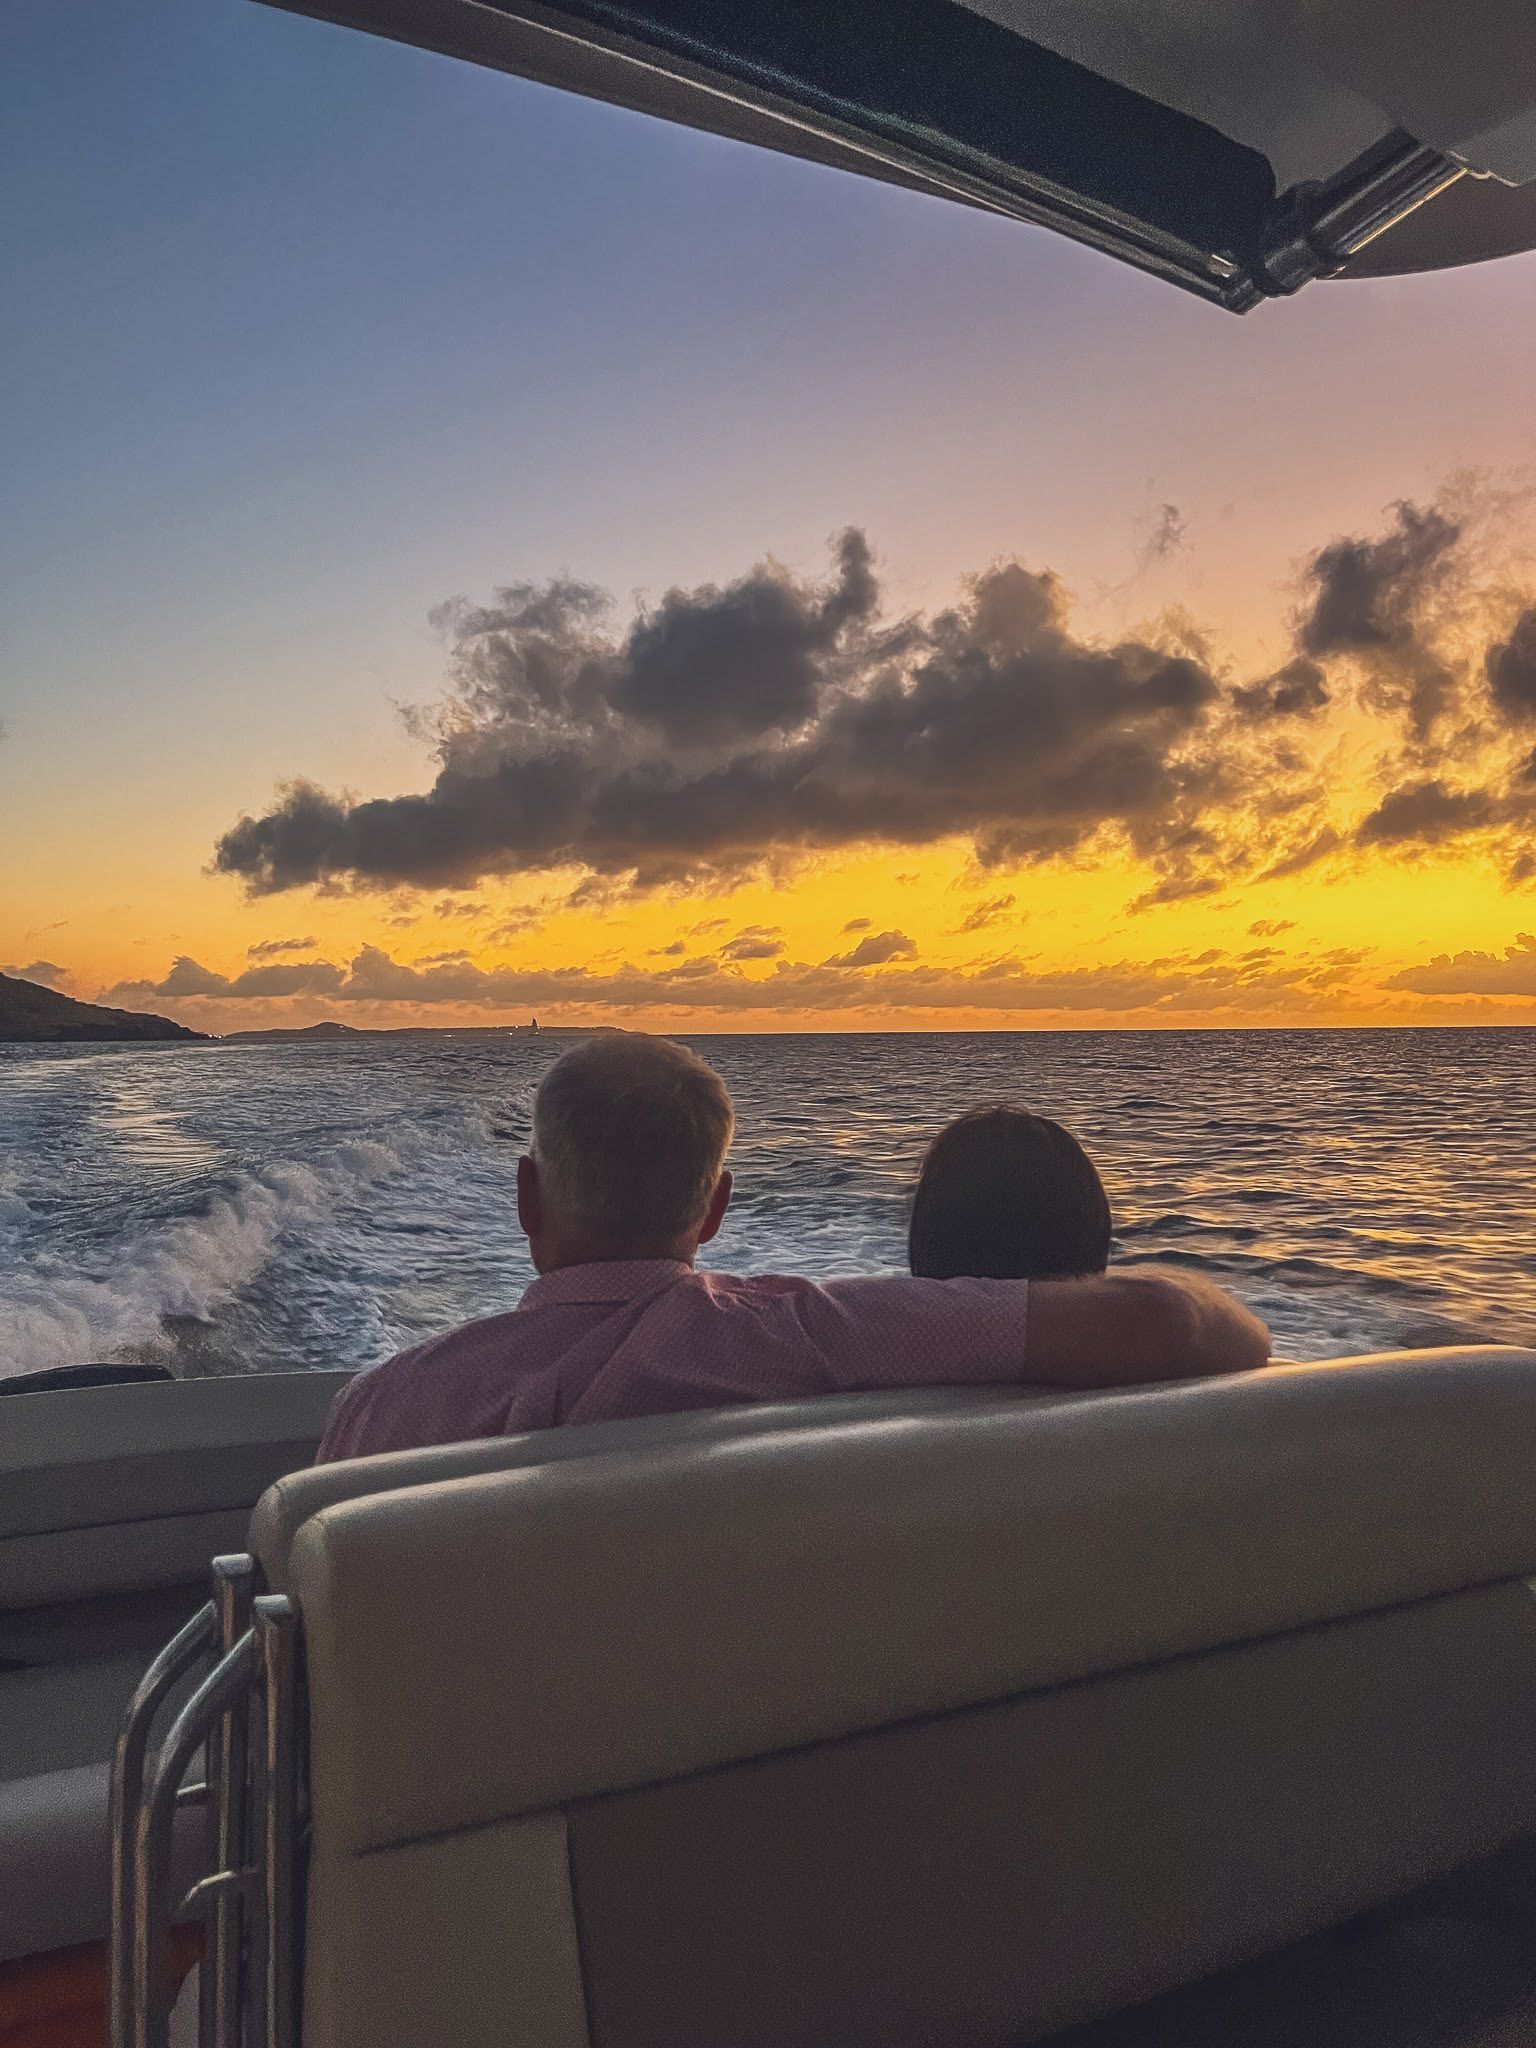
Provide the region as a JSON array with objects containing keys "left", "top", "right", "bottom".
[{"left": 531, "top": 1241, "right": 697, "bottom": 1276}]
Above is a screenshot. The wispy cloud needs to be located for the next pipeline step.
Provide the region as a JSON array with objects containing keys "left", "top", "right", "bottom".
[{"left": 955, "top": 893, "right": 1015, "bottom": 934}]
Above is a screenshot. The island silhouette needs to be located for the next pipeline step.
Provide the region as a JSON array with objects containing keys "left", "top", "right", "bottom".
[{"left": 0, "top": 970, "right": 206, "bottom": 1043}]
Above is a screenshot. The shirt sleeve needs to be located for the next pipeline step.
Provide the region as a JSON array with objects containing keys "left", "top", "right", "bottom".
[
  {"left": 806, "top": 1274, "right": 1029, "bottom": 1390},
  {"left": 313, "top": 1369, "right": 377, "bottom": 1463}
]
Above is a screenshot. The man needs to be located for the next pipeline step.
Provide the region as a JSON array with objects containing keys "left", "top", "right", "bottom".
[{"left": 318, "top": 1032, "right": 1269, "bottom": 1461}]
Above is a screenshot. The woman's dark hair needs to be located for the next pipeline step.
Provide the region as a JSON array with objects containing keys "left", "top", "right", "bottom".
[{"left": 908, "top": 1107, "right": 1112, "bottom": 1281}]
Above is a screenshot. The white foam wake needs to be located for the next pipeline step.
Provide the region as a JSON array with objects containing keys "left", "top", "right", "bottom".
[{"left": 0, "top": 1140, "right": 399, "bottom": 1377}]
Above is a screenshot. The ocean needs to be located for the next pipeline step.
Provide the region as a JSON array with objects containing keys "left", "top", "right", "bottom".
[{"left": 1, "top": 1028, "right": 1533, "bottom": 1379}]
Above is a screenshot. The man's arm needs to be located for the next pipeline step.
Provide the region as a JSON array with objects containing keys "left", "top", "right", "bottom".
[
  {"left": 1023, "top": 1269, "right": 1270, "bottom": 1387},
  {"left": 314, "top": 1372, "right": 373, "bottom": 1463}
]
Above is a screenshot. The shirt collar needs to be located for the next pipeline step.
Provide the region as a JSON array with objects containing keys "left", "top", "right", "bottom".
[{"left": 518, "top": 1258, "right": 694, "bottom": 1310}]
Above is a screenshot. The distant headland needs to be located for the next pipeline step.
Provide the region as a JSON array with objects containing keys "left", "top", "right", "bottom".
[
  {"left": 223, "top": 1020, "right": 364, "bottom": 1042},
  {"left": 0, "top": 971, "right": 207, "bottom": 1043},
  {"left": 0, "top": 980, "right": 611, "bottom": 1044},
  {"left": 225, "top": 1019, "right": 605, "bottom": 1042}
]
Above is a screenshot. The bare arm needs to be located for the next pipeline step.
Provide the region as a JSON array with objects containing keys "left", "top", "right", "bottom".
[{"left": 1023, "top": 1269, "right": 1270, "bottom": 1387}]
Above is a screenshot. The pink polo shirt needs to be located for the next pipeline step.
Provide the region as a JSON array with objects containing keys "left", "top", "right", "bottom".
[{"left": 317, "top": 1259, "right": 1031, "bottom": 1462}]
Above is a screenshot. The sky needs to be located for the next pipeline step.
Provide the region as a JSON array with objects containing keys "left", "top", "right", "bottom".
[{"left": 4, "top": 0, "right": 1536, "bottom": 1033}]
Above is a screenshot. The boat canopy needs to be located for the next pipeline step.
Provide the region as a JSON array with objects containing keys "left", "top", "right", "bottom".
[{"left": 257, "top": 0, "right": 1536, "bottom": 309}]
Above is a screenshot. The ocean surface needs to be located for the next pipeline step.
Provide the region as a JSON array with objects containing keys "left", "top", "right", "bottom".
[{"left": 2, "top": 1029, "right": 1533, "bottom": 1379}]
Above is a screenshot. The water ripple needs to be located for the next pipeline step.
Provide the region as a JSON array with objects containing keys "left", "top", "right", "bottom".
[{"left": 2, "top": 1027, "right": 1535, "bottom": 1374}]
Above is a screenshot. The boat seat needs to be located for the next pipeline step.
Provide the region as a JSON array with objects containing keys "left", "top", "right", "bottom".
[
  {"left": 0, "top": 1762, "right": 203, "bottom": 1968},
  {"left": 0, "top": 1653, "right": 152, "bottom": 1779},
  {"left": 0, "top": 1370, "right": 351, "bottom": 1621},
  {"left": 0, "top": 1645, "right": 171, "bottom": 1968},
  {"left": 0, "top": 1370, "right": 347, "bottom": 1973},
  {"left": 249, "top": 1382, "right": 1074, "bottom": 1588},
  {"left": 270, "top": 1345, "right": 1536, "bottom": 2048}
]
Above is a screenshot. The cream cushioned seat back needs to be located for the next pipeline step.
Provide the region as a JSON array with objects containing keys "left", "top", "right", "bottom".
[
  {"left": 250, "top": 1384, "right": 1071, "bottom": 1588},
  {"left": 286, "top": 1349, "right": 1536, "bottom": 2048}
]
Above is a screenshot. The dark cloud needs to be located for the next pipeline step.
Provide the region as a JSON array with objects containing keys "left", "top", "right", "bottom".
[
  {"left": 1248, "top": 919, "right": 1295, "bottom": 937},
  {"left": 211, "top": 533, "right": 1230, "bottom": 903},
  {"left": 955, "top": 893, "right": 1016, "bottom": 933},
  {"left": 109, "top": 954, "right": 345, "bottom": 1001},
  {"left": 1294, "top": 501, "right": 1461, "bottom": 739},
  {"left": 611, "top": 528, "right": 878, "bottom": 744},
  {"left": 1231, "top": 658, "right": 1329, "bottom": 721},
  {"left": 1388, "top": 933, "right": 1536, "bottom": 996},
  {"left": 651, "top": 940, "right": 687, "bottom": 956},
  {"left": 824, "top": 928, "right": 918, "bottom": 967},
  {"left": 1355, "top": 779, "right": 1494, "bottom": 847},
  {"left": 218, "top": 959, "right": 348, "bottom": 998},
  {"left": 421, "top": 533, "right": 879, "bottom": 755},
  {"left": 840, "top": 917, "right": 872, "bottom": 933},
  {"left": 208, "top": 507, "right": 1536, "bottom": 915},
  {"left": 717, "top": 924, "right": 785, "bottom": 962},
  {"left": 246, "top": 935, "right": 318, "bottom": 959},
  {"left": 153, "top": 956, "right": 234, "bottom": 997},
  {"left": 1297, "top": 502, "right": 1459, "bottom": 659},
  {"left": 2, "top": 960, "right": 72, "bottom": 991},
  {"left": 1486, "top": 609, "right": 1536, "bottom": 726}
]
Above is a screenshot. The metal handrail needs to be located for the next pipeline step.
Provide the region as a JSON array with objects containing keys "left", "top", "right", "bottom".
[
  {"left": 256, "top": 1597, "right": 301, "bottom": 2048},
  {"left": 110, "top": 1601, "right": 219, "bottom": 2048},
  {"left": 110, "top": 1559, "right": 308, "bottom": 2048},
  {"left": 204, "top": 1558, "right": 257, "bottom": 2048},
  {"left": 137, "top": 1633, "right": 261, "bottom": 2048}
]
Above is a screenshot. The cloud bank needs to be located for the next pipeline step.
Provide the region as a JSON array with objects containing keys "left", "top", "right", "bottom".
[
  {"left": 106, "top": 935, "right": 1381, "bottom": 1023},
  {"left": 209, "top": 534, "right": 1244, "bottom": 903},
  {"left": 209, "top": 500, "right": 1536, "bottom": 920}
]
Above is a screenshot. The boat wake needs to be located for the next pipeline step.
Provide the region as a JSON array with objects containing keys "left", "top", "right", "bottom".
[{"left": 0, "top": 1140, "right": 400, "bottom": 1377}]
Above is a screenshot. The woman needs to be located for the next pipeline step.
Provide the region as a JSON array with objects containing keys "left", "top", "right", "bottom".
[{"left": 909, "top": 1106, "right": 1111, "bottom": 1281}]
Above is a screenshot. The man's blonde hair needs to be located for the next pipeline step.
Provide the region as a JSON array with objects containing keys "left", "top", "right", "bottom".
[{"left": 531, "top": 1033, "right": 734, "bottom": 1248}]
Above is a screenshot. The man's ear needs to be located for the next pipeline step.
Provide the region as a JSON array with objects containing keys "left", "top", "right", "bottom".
[
  {"left": 697, "top": 1170, "right": 733, "bottom": 1247},
  {"left": 516, "top": 1154, "right": 542, "bottom": 1241}
]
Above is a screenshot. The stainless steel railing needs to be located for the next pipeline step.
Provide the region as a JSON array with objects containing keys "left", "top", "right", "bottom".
[{"left": 110, "top": 1557, "right": 304, "bottom": 2048}]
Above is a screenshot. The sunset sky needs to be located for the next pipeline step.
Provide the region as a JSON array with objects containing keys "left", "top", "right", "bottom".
[{"left": 5, "top": 0, "right": 1536, "bottom": 1032}]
